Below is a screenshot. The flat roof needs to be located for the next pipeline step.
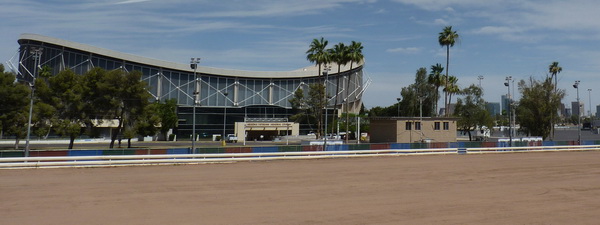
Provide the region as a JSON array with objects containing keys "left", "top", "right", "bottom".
[
  {"left": 19, "top": 33, "right": 363, "bottom": 79},
  {"left": 370, "top": 117, "right": 460, "bottom": 121}
]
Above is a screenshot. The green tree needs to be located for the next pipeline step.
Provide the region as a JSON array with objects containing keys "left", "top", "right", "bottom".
[
  {"left": 399, "top": 68, "right": 435, "bottom": 117},
  {"left": 444, "top": 75, "right": 460, "bottom": 110},
  {"left": 306, "top": 83, "right": 325, "bottom": 138},
  {"left": 368, "top": 105, "right": 397, "bottom": 117},
  {"left": 438, "top": 26, "right": 459, "bottom": 116},
  {"left": 548, "top": 62, "right": 562, "bottom": 91},
  {"left": 81, "top": 67, "right": 108, "bottom": 137},
  {"left": 289, "top": 88, "right": 316, "bottom": 132},
  {"left": 516, "top": 77, "right": 565, "bottom": 139},
  {"left": 95, "top": 69, "right": 152, "bottom": 148},
  {"left": 328, "top": 42, "right": 350, "bottom": 135},
  {"left": 37, "top": 69, "right": 88, "bottom": 149},
  {"left": 32, "top": 103, "right": 55, "bottom": 140},
  {"left": 548, "top": 61, "right": 562, "bottom": 140},
  {"left": 306, "top": 37, "right": 330, "bottom": 139},
  {"left": 157, "top": 99, "right": 178, "bottom": 141},
  {"left": 0, "top": 64, "right": 31, "bottom": 149},
  {"left": 289, "top": 88, "right": 306, "bottom": 111},
  {"left": 306, "top": 37, "right": 330, "bottom": 78},
  {"left": 428, "top": 63, "right": 444, "bottom": 115},
  {"left": 345, "top": 41, "right": 364, "bottom": 141},
  {"left": 454, "top": 84, "right": 494, "bottom": 141},
  {"left": 31, "top": 65, "right": 55, "bottom": 140},
  {"left": 123, "top": 102, "right": 161, "bottom": 148}
]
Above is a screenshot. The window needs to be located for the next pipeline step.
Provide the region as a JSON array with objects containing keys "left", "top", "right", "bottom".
[
  {"left": 405, "top": 122, "right": 412, "bottom": 130},
  {"left": 443, "top": 122, "right": 450, "bottom": 130},
  {"left": 434, "top": 122, "right": 441, "bottom": 130},
  {"left": 415, "top": 122, "right": 421, "bottom": 130}
]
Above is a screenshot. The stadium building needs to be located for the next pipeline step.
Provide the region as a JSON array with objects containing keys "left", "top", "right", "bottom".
[{"left": 12, "top": 34, "right": 369, "bottom": 140}]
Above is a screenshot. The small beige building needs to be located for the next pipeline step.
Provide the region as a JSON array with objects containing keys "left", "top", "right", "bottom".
[
  {"left": 369, "top": 117, "right": 458, "bottom": 143},
  {"left": 234, "top": 121, "right": 299, "bottom": 141}
]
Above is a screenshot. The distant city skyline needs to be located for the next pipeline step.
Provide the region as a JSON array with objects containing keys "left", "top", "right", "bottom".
[{"left": 572, "top": 101, "right": 584, "bottom": 118}]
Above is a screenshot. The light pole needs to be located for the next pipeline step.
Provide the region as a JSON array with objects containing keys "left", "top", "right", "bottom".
[
  {"left": 504, "top": 76, "right": 512, "bottom": 147},
  {"left": 588, "top": 89, "right": 592, "bottom": 119},
  {"left": 511, "top": 78, "right": 515, "bottom": 139},
  {"left": 222, "top": 92, "right": 228, "bottom": 146},
  {"left": 419, "top": 96, "right": 424, "bottom": 141},
  {"left": 190, "top": 57, "right": 200, "bottom": 153},
  {"left": 574, "top": 81, "right": 581, "bottom": 144},
  {"left": 323, "top": 66, "right": 331, "bottom": 150},
  {"left": 477, "top": 75, "right": 484, "bottom": 88},
  {"left": 396, "top": 97, "right": 401, "bottom": 117},
  {"left": 25, "top": 47, "right": 43, "bottom": 157}
]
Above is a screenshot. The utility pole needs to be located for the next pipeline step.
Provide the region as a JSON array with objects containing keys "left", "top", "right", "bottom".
[
  {"left": 190, "top": 57, "right": 200, "bottom": 153},
  {"left": 574, "top": 81, "right": 581, "bottom": 145},
  {"left": 323, "top": 66, "right": 331, "bottom": 150},
  {"left": 504, "top": 76, "right": 512, "bottom": 147},
  {"left": 25, "top": 47, "right": 43, "bottom": 157}
]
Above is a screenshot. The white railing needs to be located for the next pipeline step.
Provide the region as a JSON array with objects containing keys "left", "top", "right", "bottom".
[
  {"left": 466, "top": 145, "right": 600, "bottom": 154},
  {"left": 0, "top": 148, "right": 457, "bottom": 169},
  {"left": 1, "top": 145, "right": 599, "bottom": 169}
]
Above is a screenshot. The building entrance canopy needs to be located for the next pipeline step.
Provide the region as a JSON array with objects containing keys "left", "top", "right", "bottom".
[{"left": 235, "top": 118, "right": 299, "bottom": 141}]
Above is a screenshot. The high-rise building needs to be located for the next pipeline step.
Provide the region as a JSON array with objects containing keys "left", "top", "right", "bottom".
[
  {"left": 572, "top": 101, "right": 584, "bottom": 117},
  {"left": 596, "top": 105, "right": 600, "bottom": 118},
  {"left": 565, "top": 108, "right": 572, "bottom": 117},
  {"left": 501, "top": 95, "right": 510, "bottom": 115},
  {"left": 486, "top": 102, "right": 501, "bottom": 116}
]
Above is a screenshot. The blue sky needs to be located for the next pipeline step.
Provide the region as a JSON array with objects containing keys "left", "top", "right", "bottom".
[{"left": 1, "top": 0, "right": 599, "bottom": 115}]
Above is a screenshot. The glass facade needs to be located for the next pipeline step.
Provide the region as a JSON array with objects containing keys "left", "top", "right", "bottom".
[{"left": 17, "top": 35, "right": 365, "bottom": 137}]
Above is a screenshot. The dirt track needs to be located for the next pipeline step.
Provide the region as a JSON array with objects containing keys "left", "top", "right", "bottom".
[{"left": 2, "top": 151, "right": 600, "bottom": 224}]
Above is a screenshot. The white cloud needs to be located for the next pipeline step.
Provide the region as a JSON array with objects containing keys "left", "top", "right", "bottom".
[
  {"left": 434, "top": 18, "right": 448, "bottom": 25},
  {"left": 387, "top": 47, "right": 421, "bottom": 54},
  {"left": 114, "top": 0, "right": 153, "bottom": 4},
  {"left": 472, "top": 26, "right": 520, "bottom": 35},
  {"left": 193, "top": 0, "right": 377, "bottom": 18},
  {"left": 390, "top": 0, "right": 507, "bottom": 11},
  {"left": 470, "top": 26, "right": 543, "bottom": 42},
  {"left": 444, "top": 7, "right": 455, "bottom": 13},
  {"left": 394, "top": 0, "right": 600, "bottom": 41}
]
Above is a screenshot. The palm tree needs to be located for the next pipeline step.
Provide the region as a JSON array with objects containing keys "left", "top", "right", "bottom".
[
  {"left": 438, "top": 26, "right": 459, "bottom": 116},
  {"left": 306, "top": 37, "right": 330, "bottom": 80},
  {"left": 428, "top": 63, "right": 444, "bottom": 116},
  {"left": 306, "top": 37, "right": 330, "bottom": 139},
  {"left": 548, "top": 61, "right": 562, "bottom": 140},
  {"left": 329, "top": 43, "right": 350, "bottom": 135},
  {"left": 345, "top": 41, "right": 364, "bottom": 142},
  {"left": 444, "top": 75, "right": 460, "bottom": 115},
  {"left": 548, "top": 61, "right": 562, "bottom": 91}
]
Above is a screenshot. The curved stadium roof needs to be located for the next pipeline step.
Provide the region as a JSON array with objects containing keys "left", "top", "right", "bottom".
[{"left": 19, "top": 33, "right": 363, "bottom": 79}]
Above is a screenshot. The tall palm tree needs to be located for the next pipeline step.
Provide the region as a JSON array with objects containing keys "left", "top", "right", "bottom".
[
  {"left": 329, "top": 43, "right": 350, "bottom": 135},
  {"left": 345, "top": 41, "right": 363, "bottom": 142},
  {"left": 306, "top": 37, "right": 330, "bottom": 80},
  {"left": 438, "top": 26, "right": 459, "bottom": 116},
  {"left": 548, "top": 61, "right": 562, "bottom": 140},
  {"left": 306, "top": 37, "right": 330, "bottom": 139},
  {"left": 428, "top": 63, "right": 444, "bottom": 115},
  {"left": 548, "top": 61, "right": 562, "bottom": 91}
]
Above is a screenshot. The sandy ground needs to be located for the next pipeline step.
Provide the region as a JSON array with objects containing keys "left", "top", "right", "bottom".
[{"left": 2, "top": 151, "right": 600, "bottom": 224}]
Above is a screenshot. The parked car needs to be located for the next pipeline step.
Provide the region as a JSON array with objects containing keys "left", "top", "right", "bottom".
[{"left": 225, "top": 134, "right": 238, "bottom": 143}]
